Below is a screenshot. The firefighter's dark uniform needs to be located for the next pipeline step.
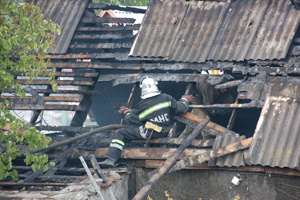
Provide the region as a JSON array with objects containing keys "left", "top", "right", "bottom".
[{"left": 105, "top": 93, "right": 189, "bottom": 162}]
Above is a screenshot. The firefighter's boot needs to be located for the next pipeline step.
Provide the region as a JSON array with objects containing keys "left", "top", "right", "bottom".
[{"left": 98, "top": 158, "right": 116, "bottom": 168}]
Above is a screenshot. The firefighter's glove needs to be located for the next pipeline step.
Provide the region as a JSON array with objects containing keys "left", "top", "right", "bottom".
[
  {"left": 181, "top": 95, "right": 195, "bottom": 104},
  {"left": 118, "top": 106, "right": 132, "bottom": 115}
]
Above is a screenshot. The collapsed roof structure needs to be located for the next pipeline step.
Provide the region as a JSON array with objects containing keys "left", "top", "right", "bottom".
[{"left": 1, "top": 0, "right": 300, "bottom": 199}]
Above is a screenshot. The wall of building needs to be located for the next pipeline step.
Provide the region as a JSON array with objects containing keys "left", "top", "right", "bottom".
[{"left": 132, "top": 168, "right": 300, "bottom": 200}]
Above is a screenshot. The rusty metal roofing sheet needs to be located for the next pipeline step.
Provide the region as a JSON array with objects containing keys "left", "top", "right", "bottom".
[
  {"left": 249, "top": 83, "right": 300, "bottom": 169},
  {"left": 27, "top": 0, "right": 89, "bottom": 54},
  {"left": 130, "top": 0, "right": 300, "bottom": 63},
  {"left": 209, "top": 134, "right": 246, "bottom": 167}
]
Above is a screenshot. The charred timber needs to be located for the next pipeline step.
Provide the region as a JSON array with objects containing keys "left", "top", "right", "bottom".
[
  {"left": 131, "top": 137, "right": 214, "bottom": 148},
  {"left": 87, "top": 3, "right": 147, "bottom": 13},
  {"left": 46, "top": 54, "right": 92, "bottom": 59},
  {"left": 90, "top": 148, "right": 210, "bottom": 160},
  {"left": 5, "top": 104, "right": 86, "bottom": 111},
  {"left": 214, "top": 79, "right": 244, "bottom": 89},
  {"left": 189, "top": 100, "right": 263, "bottom": 108},
  {"left": 169, "top": 137, "right": 253, "bottom": 173},
  {"left": 35, "top": 126, "right": 94, "bottom": 133},
  {"left": 77, "top": 24, "right": 140, "bottom": 31},
  {"left": 0, "top": 96, "right": 82, "bottom": 103},
  {"left": 73, "top": 33, "right": 134, "bottom": 40},
  {"left": 33, "top": 124, "right": 128, "bottom": 154},
  {"left": 0, "top": 182, "right": 77, "bottom": 187},
  {"left": 179, "top": 112, "right": 236, "bottom": 135},
  {"left": 11, "top": 71, "right": 99, "bottom": 78},
  {"left": 16, "top": 79, "right": 94, "bottom": 86},
  {"left": 69, "top": 42, "right": 133, "bottom": 49},
  {"left": 98, "top": 74, "right": 220, "bottom": 86},
  {"left": 48, "top": 62, "right": 142, "bottom": 70},
  {"left": 81, "top": 16, "right": 136, "bottom": 23},
  {"left": 17, "top": 89, "right": 101, "bottom": 95}
]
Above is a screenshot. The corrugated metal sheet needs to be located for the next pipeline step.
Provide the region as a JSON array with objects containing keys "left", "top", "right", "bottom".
[
  {"left": 130, "top": 0, "right": 300, "bottom": 63},
  {"left": 28, "top": 0, "right": 89, "bottom": 54},
  {"left": 249, "top": 83, "right": 300, "bottom": 169},
  {"left": 209, "top": 134, "right": 246, "bottom": 167}
]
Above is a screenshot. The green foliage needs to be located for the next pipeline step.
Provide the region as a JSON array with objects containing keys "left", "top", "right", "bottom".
[
  {"left": 93, "top": 0, "right": 149, "bottom": 6},
  {"left": 0, "top": 1, "right": 60, "bottom": 180}
]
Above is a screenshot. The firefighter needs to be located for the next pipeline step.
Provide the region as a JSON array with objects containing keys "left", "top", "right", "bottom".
[{"left": 98, "top": 76, "right": 194, "bottom": 167}]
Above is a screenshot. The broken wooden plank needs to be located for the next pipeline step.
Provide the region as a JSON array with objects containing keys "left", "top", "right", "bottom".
[{"left": 132, "top": 117, "right": 210, "bottom": 200}]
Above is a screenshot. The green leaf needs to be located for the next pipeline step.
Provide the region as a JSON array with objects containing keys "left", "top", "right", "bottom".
[{"left": 11, "top": 169, "right": 18, "bottom": 181}]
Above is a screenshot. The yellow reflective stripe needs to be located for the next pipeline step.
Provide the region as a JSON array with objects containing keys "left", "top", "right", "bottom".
[
  {"left": 139, "top": 101, "right": 171, "bottom": 119},
  {"left": 112, "top": 139, "right": 125, "bottom": 146}
]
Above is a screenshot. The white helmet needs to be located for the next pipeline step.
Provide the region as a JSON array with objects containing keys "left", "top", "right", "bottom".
[{"left": 139, "top": 76, "right": 161, "bottom": 99}]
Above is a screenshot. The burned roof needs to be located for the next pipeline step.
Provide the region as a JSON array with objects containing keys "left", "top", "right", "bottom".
[
  {"left": 27, "top": 0, "right": 89, "bottom": 54},
  {"left": 129, "top": 0, "right": 300, "bottom": 63}
]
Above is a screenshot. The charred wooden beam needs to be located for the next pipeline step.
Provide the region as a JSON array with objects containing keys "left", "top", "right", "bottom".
[
  {"left": 17, "top": 174, "right": 87, "bottom": 181},
  {"left": 132, "top": 117, "right": 209, "bottom": 200},
  {"left": 130, "top": 138, "right": 214, "bottom": 148},
  {"left": 13, "top": 166, "right": 95, "bottom": 174},
  {"left": 6, "top": 104, "right": 85, "bottom": 111},
  {"left": 98, "top": 74, "right": 212, "bottom": 85},
  {"left": 2, "top": 89, "right": 101, "bottom": 95},
  {"left": 73, "top": 33, "right": 134, "bottom": 40},
  {"left": 76, "top": 24, "right": 140, "bottom": 31},
  {"left": 70, "top": 94, "right": 92, "bottom": 127},
  {"left": 169, "top": 137, "right": 253, "bottom": 173},
  {"left": 214, "top": 79, "right": 244, "bottom": 89},
  {"left": 46, "top": 54, "right": 92, "bottom": 60},
  {"left": 48, "top": 62, "right": 203, "bottom": 71},
  {"left": 12, "top": 71, "right": 99, "bottom": 78},
  {"left": 87, "top": 3, "right": 147, "bottom": 13},
  {"left": 35, "top": 126, "right": 94, "bottom": 133},
  {"left": 34, "top": 124, "right": 127, "bottom": 154},
  {"left": 1, "top": 96, "right": 82, "bottom": 103},
  {"left": 94, "top": 53, "right": 163, "bottom": 60},
  {"left": 180, "top": 112, "right": 236, "bottom": 135},
  {"left": 189, "top": 100, "right": 263, "bottom": 109},
  {"left": 16, "top": 79, "right": 94, "bottom": 86},
  {"left": 0, "top": 182, "right": 77, "bottom": 187},
  {"left": 69, "top": 42, "right": 132, "bottom": 49},
  {"left": 23, "top": 140, "right": 87, "bottom": 182},
  {"left": 86, "top": 148, "right": 211, "bottom": 160},
  {"left": 81, "top": 16, "right": 136, "bottom": 23},
  {"left": 232, "top": 65, "right": 300, "bottom": 75}
]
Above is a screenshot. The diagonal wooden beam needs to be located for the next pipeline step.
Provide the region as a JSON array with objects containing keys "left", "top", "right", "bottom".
[{"left": 168, "top": 137, "right": 253, "bottom": 173}]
